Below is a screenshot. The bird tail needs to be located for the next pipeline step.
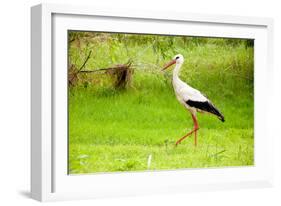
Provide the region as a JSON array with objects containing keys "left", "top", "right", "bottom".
[
  {"left": 218, "top": 114, "right": 225, "bottom": 122},
  {"left": 185, "top": 99, "right": 225, "bottom": 122},
  {"left": 208, "top": 102, "right": 225, "bottom": 122}
]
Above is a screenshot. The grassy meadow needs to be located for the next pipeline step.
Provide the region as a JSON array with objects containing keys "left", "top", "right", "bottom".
[{"left": 68, "top": 32, "right": 254, "bottom": 174}]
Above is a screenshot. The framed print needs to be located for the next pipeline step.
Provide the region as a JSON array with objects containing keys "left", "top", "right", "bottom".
[{"left": 31, "top": 3, "right": 274, "bottom": 201}]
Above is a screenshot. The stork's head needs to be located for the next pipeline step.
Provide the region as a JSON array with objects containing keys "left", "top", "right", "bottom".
[{"left": 162, "top": 54, "right": 184, "bottom": 71}]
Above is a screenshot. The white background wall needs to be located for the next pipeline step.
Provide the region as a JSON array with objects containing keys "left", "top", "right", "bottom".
[{"left": 0, "top": 0, "right": 280, "bottom": 205}]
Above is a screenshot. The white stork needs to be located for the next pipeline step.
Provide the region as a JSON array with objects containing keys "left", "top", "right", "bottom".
[{"left": 162, "top": 54, "right": 225, "bottom": 146}]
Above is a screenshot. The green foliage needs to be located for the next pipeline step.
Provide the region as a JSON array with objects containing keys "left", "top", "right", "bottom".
[{"left": 68, "top": 31, "right": 254, "bottom": 174}]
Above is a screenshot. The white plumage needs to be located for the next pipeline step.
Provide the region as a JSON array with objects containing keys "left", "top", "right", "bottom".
[
  {"left": 173, "top": 77, "right": 208, "bottom": 112},
  {"left": 162, "top": 54, "right": 224, "bottom": 146}
]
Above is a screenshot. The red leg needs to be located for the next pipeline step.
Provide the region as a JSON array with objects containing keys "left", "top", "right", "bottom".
[
  {"left": 194, "top": 128, "right": 198, "bottom": 146},
  {"left": 175, "top": 128, "right": 196, "bottom": 146},
  {"left": 193, "top": 115, "right": 199, "bottom": 146},
  {"left": 175, "top": 114, "right": 199, "bottom": 146}
]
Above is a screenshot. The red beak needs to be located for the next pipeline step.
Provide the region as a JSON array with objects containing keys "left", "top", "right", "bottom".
[{"left": 162, "top": 59, "right": 176, "bottom": 71}]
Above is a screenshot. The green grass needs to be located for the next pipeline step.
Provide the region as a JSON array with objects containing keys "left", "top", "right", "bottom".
[{"left": 68, "top": 33, "right": 254, "bottom": 174}]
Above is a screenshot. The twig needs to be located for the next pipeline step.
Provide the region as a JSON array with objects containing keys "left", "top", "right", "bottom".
[
  {"left": 69, "top": 51, "right": 92, "bottom": 84},
  {"left": 80, "top": 69, "right": 108, "bottom": 73},
  {"left": 80, "top": 60, "right": 133, "bottom": 73},
  {"left": 211, "top": 149, "right": 226, "bottom": 157},
  {"left": 78, "top": 50, "right": 92, "bottom": 72}
]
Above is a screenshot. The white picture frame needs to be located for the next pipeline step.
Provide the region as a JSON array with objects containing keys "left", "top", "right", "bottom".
[{"left": 31, "top": 3, "right": 274, "bottom": 202}]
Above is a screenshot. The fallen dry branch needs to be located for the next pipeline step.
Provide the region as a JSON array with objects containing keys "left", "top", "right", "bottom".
[
  {"left": 80, "top": 60, "right": 134, "bottom": 89},
  {"left": 69, "top": 58, "right": 134, "bottom": 89}
]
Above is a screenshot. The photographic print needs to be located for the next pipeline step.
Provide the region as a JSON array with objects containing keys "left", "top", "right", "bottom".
[{"left": 68, "top": 31, "right": 254, "bottom": 174}]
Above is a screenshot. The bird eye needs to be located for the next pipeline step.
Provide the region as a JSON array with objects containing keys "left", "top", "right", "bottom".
[{"left": 175, "top": 56, "right": 179, "bottom": 59}]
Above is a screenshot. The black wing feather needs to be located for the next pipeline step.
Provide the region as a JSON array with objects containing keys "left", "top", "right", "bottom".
[{"left": 186, "top": 100, "right": 225, "bottom": 122}]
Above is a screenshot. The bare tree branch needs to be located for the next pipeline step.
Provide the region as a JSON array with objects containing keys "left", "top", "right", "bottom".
[
  {"left": 69, "top": 51, "right": 92, "bottom": 85},
  {"left": 78, "top": 50, "right": 92, "bottom": 72}
]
